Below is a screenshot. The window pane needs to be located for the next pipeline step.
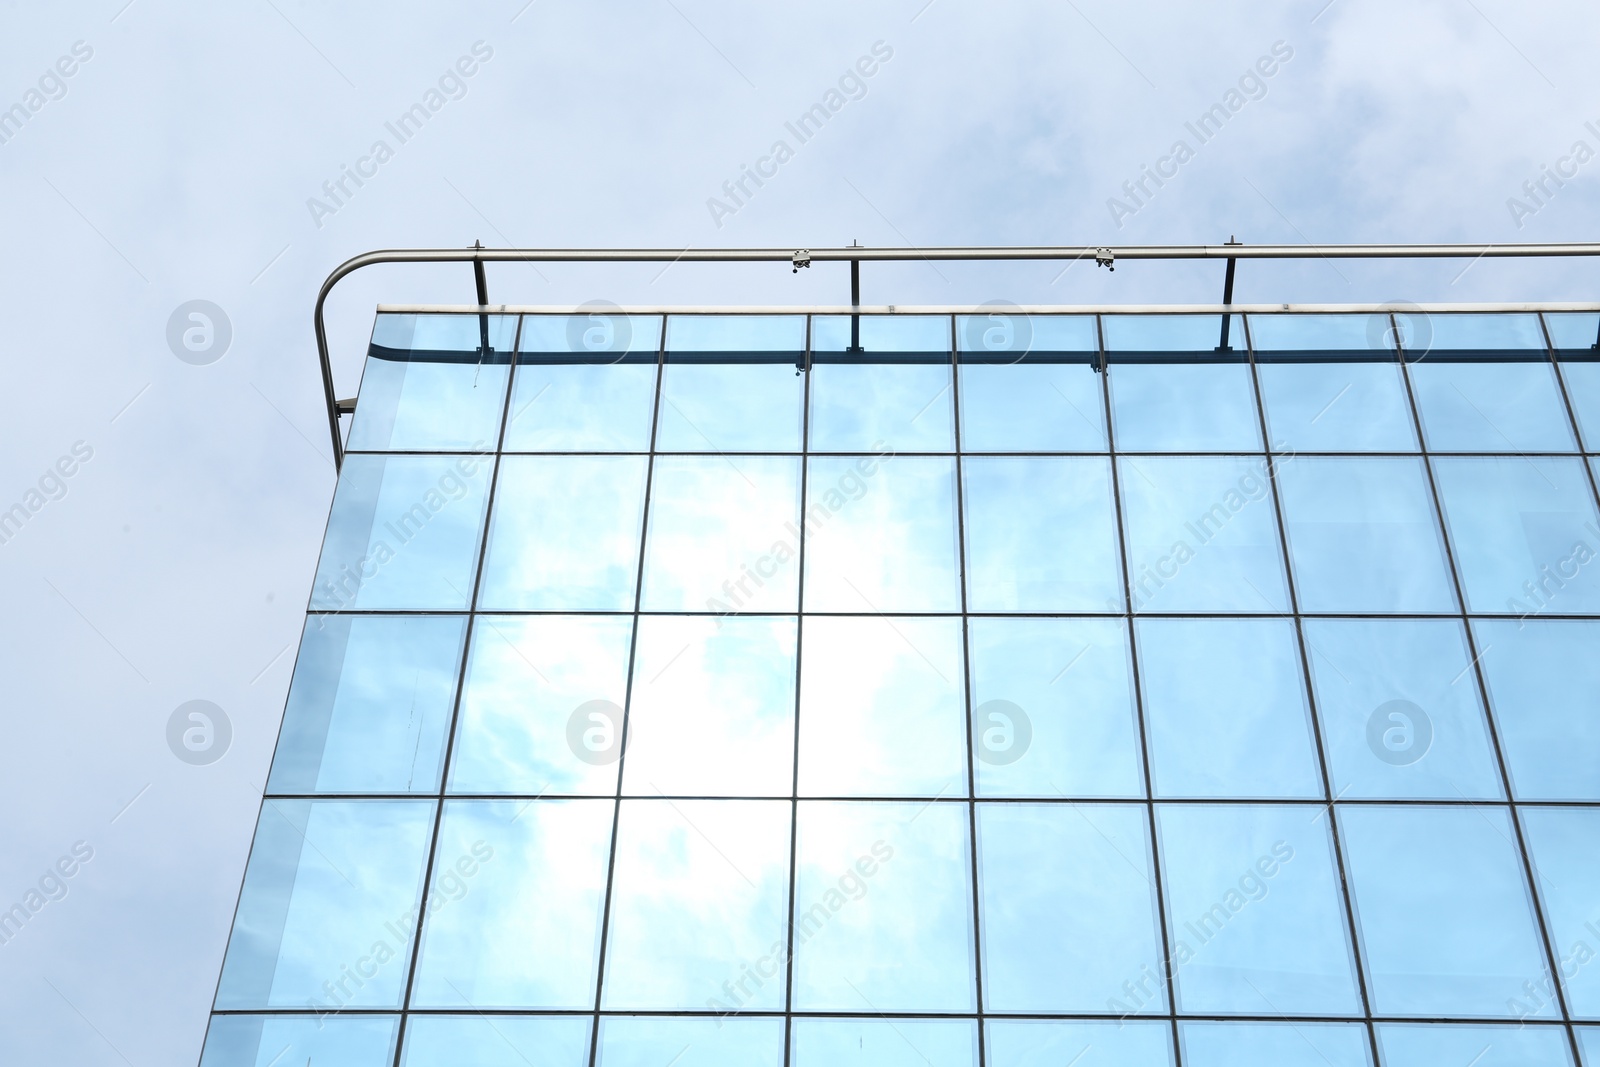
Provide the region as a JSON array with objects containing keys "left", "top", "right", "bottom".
[
  {"left": 797, "top": 616, "right": 966, "bottom": 798},
  {"left": 1110, "top": 361, "right": 1261, "bottom": 452},
  {"left": 309, "top": 454, "right": 492, "bottom": 612},
  {"left": 400, "top": 1016, "right": 589, "bottom": 1067},
  {"left": 1179, "top": 1022, "right": 1371, "bottom": 1067},
  {"left": 1418, "top": 312, "right": 1549, "bottom": 354},
  {"left": 962, "top": 457, "right": 1122, "bottom": 611},
  {"left": 1546, "top": 312, "right": 1600, "bottom": 353},
  {"left": 791, "top": 801, "right": 974, "bottom": 1011},
  {"left": 1432, "top": 456, "right": 1600, "bottom": 614},
  {"left": 594, "top": 1016, "right": 783, "bottom": 1067},
  {"left": 1559, "top": 357, "right": 1600, "bottom": 452},
  {"left": 449, "top": 616, "right": 633, "bottom": 795},
  {"left": 957, "top": 312, "right": 1098, "bottom": 361},
  {"left": 790, "top": 1018, "right": 977, "bottom": 1067},
  {"left": 813, "top": 314, "right": 950, "bottom": 353},
  {"left": 1474, "top": 619, "right": 1600, "bottom": 800},
  {"left": 1409, "top": 361, "right": 1576, "bottom": 453},
  {"left": 478, "top": 456, "right": 647, "bottom": 610},
  {"left": 657, "top": 315, "right": 804, "bottom": 452},
  {"left": 1103, "top": 314, "right": 1239, "bottom": 354},
  {"left": 977, "top": 803, "right": 1164, "bottom": 1013},
  {"left": 956, "top": 314, "right": 1103, "bottom": 451},
  {"left": 410, "top": 800, "right": 612, "bottom": 1009},
  {"left": 1302, "top": 619, "right": 1503, "bottom": 800},
  {"left": 1375, "top": 1024, "right": 1574, "bottom": 1067},
  {"left": 810, "top": 356, "right": 955, "bottom": 454},
  {"left": 347, "top": 313, "right": 514, "bottom": 452},
  {"left": 621, "top": 615, "right": 796, "bottom": 798},
  {"left": 1247, "top": 312, "right": 1394, "bottom": 354},
  {"left": 214, "top": 800, "right": 434, "bottom": 1009},
  {"left": 1276, "top": 457, "right": 1456, "bottom": 613},
  {"left": 968, "top": 618, "right": 1143, "bottom": 798},
  {"left": 505, "top": 313, "right": 661, "bottom": 453},
  {"left": 802, "top": 454, "right": 960, "bottom": 612},
  {"left": 602, "top": 800, "right": 790, "bottom": 1010},
  {"left": 1258, "top": 361, "right": 1418, "bottom": 453},
  {"left": 1157, "top": 804, "right": 1360, "bottom": 1015},
  {"left": 985, "top": 1020, "right": 1173, "bottom": 1067},
  {"left": 1519, "top": 807, "right": 1600, "bottom": 1019},
  {"left": 1581, "top": 1026, "right": 1600, "bottom": 1066},
  {"left": 1137, "top": 619, "right": 1321, "bottom": 799},
  {"left": 1339, "top": 805, "right": 1553, "bottom": 1017},
  {"left": 1118, "top": 456, "right": 1290, "bottom": 613},
  {"left": 200, "top": 1015, "right": 398, "bottom": 1067},
  {"left": 640, "top": 456, "right": 800, "bottom": 613},
  {"left": 268, "top": 615, "right": 465, "bottom": 795}
]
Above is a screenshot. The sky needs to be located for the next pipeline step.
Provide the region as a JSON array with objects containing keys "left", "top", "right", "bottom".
[{"left": 1, "top": 0, "right": 1599, "bottom": 1062}]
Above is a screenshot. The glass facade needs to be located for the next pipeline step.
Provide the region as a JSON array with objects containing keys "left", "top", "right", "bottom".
[{"left": 203, "top": 308, "right": 1600, "bottom": 1066}]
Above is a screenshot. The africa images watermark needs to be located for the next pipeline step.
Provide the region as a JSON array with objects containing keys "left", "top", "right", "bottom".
[
  {"left": 1506, "top": 118, "right": 1600, "bottom": 230},
  {"left": 0, "top": 40, "right": 94, "bottom": 148},
  {"left": 1504, "top": 520, "right": 1600, "bottom": 626},
  {"left": 0, "top": 440, "right": 94, "bottom": 549},
  {"left": 0, "top": 841, "right": 95, "bottom": 949}
]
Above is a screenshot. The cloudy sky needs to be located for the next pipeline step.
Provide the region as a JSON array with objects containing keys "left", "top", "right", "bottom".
[{"left": 2, "top": 0, "right": 1599, "bottom": 1062}]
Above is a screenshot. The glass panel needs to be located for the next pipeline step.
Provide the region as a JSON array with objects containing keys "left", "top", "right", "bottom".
[
  {"left": 1109, "top": 361, "right": 1261, "bottom": 452},
  {"left": 1248, "top": 312, "right": 1395, "bottom": 354},
  {"left": 656, "top": 315, "right": 804, "bottom": 453},
  {"left": 1376, "top": 1024, "right": 1574, "bottom": 1067},
  {"left": 1409, "top": 361, "right": 1576, "bottom": 453},
  {"left": 1157, "top": 804, "right": 1360, "bottom": 1015},
  {"left": 1302, "top": 619, "right": 1503, "bottom": 800},
  {"left": 1550, "top": 313, "right": 1600, "bottom": 450},
  {"left": 1581, "top": 1027, "right": 1600, "bottom": 1067},
  {"left": 968, "top": 618, "right": 1143, "bottom": 798},
  {"left": 801, "top": 454, "right": 960, "bottom": 613},
  {"left": 505, "top": 313, "right": 661, "bottom": 453},
  {"left": 797, "top": 616, "right": 966, "bottom": 798},
  {"left": 347, "top": 313, "right": 515, "bottom": 452},
  {"left": 1418, "top": 312, "right": 1549, "bottom": 354},
  {"left": 977, "top": 803, "right": 1164, "bottom": 1013},
  {"left": 1259, "top": 361, "right": 1417, "bottom": 454},
  {"left": 810, "top": 317, "right": 955, "bottom": 453},
  {"left": 1474, "top": 619, "right": 1600, "bottom": 800},
  {"left": 1519, "top": 807, "right": 1600, "bottom": 1019},
  {"left": 1276, "top": 457, "right": 1456, "bottom": 613},
  {"left": 400, "top": 1016, "right": 590, "bottom": 1067},
  {"left": 214, "top": 799, "right": 434, "bottom": 1009},
  {"left": 957, "top": 314, "right": 1103, "bottom": 451},
  {"left": 268, "top": 615, "right": 465, "bottom": 795},
  {"left": 1137, "top": 618, "right": 1321, "bottom": 799},
  {"left": 1179, "top": 1022, "right": 1371, "bottom": 1067},
  {"left": 621, "top": 615, "right": 796, "bottom": 798},
  {"left": 477, "top": 455, "right": 647, "bottom": 610},
  {"left": 448, "top": 615, "right": 634, "bottom": 795},
  {"left": 410, "top": 800, "right": 612, "bottom": 1009},
  {"left": 791, "top": 801, "right": 974, "bottom": 1011},
  {"left": 594, "top": 1016, "right": 783, "bottom": 1067},
  {"left": 1338, "top": 805, "right": 1554, "bottom": 1018},
  {"left": 1432, "top": 456, "right": 1600, "bottom": 614},
  {"left": 1547, "top": 313, "right": 1600, "bottom": 353},
  {"left": 790, "top": 1018, "right": 977, "bottom": 1067},
  {"left": 601, "top": 800, "right": 791, "bottom": 1010},
  {"left": 199, "top": 1015, "right": 399, "bottom": 1067},
  {"left": 309, "top": 454, "right": 492, "bottom": 612},
  {"left": 640, "top": 456, "right": 801, "bottom": 613},
  {"left": 957, "top": 312, "right": 1099, "bottom": 359},
  {"left": 1118, "top": 456, "right": 1290, "bottom": 613},
  {"left": 1103, "top": 314, "right": 1240, "bottom": 353},
  {"left": 985, "top": 1020, "right": 1174, "bottom": 1067}
]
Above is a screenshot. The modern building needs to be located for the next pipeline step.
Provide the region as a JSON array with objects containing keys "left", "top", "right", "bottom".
[{"left": 200, "top": 246, "right": 1600, "bottom": 1067}]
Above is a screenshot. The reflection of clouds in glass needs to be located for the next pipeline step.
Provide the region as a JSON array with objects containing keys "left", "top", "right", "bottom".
[
  {"left": 656, "top": 363, "right": 804, "bottom": 453},
  {"left": 596, "top": 1016, "right": 783, "bottom": 1067},
  {"left": 504, "top": 362, "right": 657, "bottom": 452},
  {"left": 791, "top": 1017, "right": 977, "bottom": 1066},
  {"left": 1110, "top": 363, "right": 1261, "bottom": 452},
  {"left": 400, "top": 1015, "right": 589, "bottom": 1067},
  {"left": 810, "top": 364, "right": 954, "bottom": 452},
  {"left": 957, "top": 362, "right": 1106, "bottom": 452}
]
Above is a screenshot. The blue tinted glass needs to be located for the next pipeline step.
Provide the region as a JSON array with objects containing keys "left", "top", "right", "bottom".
[
  {"left": 214, "top": 800, "right": 434, "bottom": 1009},
  {"left": 1276, "top": 457, "right": 1456, "bottom": 613},
  {"left": 1418, "top": 312, "right": 1548, "bottom": 353},
  {"left": 1302, "top": 619, "right": 1503, "bottom": 800},
  {"left": 478, "top": 455, "right": 647, "bottom": 610},
  {"left": 1581, "top": 1027, "right": 1600, "bottom": 1066},
  {"left": 1248, "top": 313, "right": 1393, "bottom": 354},
  {"left": 802, "top": 454, "right": 960, "bottom": 612},
  {"left": 505, "top": 314, "right": 660, "bottom": 453},
  {"left": 1474, "top": 619, "right": 1600, "bottom": 800},
  {"left": 410, "top": 800, "right": 612, "bottom": 1009},
  {"left": 1560, "top": 359, "right": 1600, "bottom": 451},
  {"left": 791, "top": 1018, "right": 977, "bottom": 1067},
  {"left": 602, "top": 800, "right": 790, "bottom": 1010},
  {"left": 985, "top": 1020, "right": 1173, "bottom": 1067},
  {"left": 657, "top": 315, "right": 805, "bottom": 453},
  {"left": 1118, "top": 456, "right": 1290, "bottom": 613},
  {"left": 1432, "top": 456, "right": 1600, "bottom": 613},
  {"left": 958, "top": 361, "right": 1107, "bottom": 452},
  {"left": 1103, "top": 314, "right": 1238, "bottom": 353},
  {"left": 1179, "top": 1022, "right": 1371, "bottom": 1067},
  {"left": 791, "top": 801, "right": 974, "bottom": 1011},
  {"left": 810, "top": 364, "right": 955, "bottom": 453},
  {"left": 448, "top": 615, "right": 634, "bottom": 795},
  {"left": 1137, "top": 618, "right": 1321, "bottom": 798},
  {"left": 1258, "top": 361, "right": 1418, "bottom": 453},
  {"left": 813, "top": 314, "right": 950, "bottom": 353},
  {"left": 797, "top": 617, "right": 966, "bottom": 798},
  {"left": 1546, "top": 313, "right": 1600, "bottom": 352},
  {"left": 1519, "top": 807, "right": 1600, "bottom": 1018},
  {"left": 400, "top": 1016, "right": 589, "bottom": 1067},
  {"left": 1409, "top": 361, "right": 1576, "bottom": 452},
  {"left": 268, "top": 615, "right": 465, "bottom": 794},
  {"left": 1110, "top": 361, "right": 1262, "bottom": 452},
  {"left": 1157, "top": 805, "right": 1360, "bottom": 1015},
  {"left": 956, "top": 312, "right": 1097, "bottom": 357},
  {"left": 978, "top": 803, "right": 1164, "bottom": 1013},
  {"left": 1376, "top": 1024, "right": 1574, "bottom": 1067},
  {"left": 309, "top": 454, "right": 492, "bottom": 611},
  {"left": 595, "top": 1016, "right": 783, "bottom": 1067},
  {"left": 200, "top": 1015, "right": 398, "bottom": 1067},
  {"left": 968, "top": 618, "right": 1143, "bottom": 798},
  {"left": 640, "top": 456, "right": 800, "bottom": 613},
  {"left": 348, "top": 314, "right": 515, "bottom": 452},
  {"left": 1339, "top": 805, "right": 1554, "bottom": 1017},
  {"left": 962, "top": 457, "right": 1122, "bottom": 611}
]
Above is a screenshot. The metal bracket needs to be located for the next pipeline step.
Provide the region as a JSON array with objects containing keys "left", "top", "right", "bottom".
[
  {"left": 792, "top": 249, "right": 811, "bottom": 273},
  {"left": 335, "top": 397, "right": 357, "bottom": 415},
  {"left": 1095, "top": 248, "right": 1115, "bottom": 271}
]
